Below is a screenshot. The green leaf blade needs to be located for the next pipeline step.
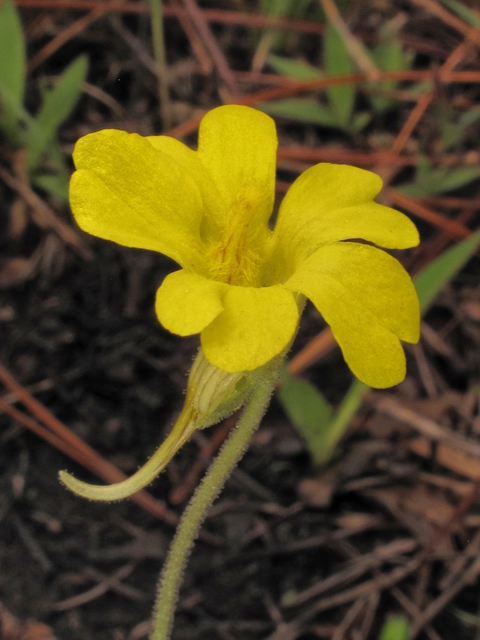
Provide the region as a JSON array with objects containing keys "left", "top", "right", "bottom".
[
  {"left": 27, "top": 55, "right": 88, "bottom": 169},
  {"left": 324, "top": 22, "right": 355, "bottom": 127},
  {"left": 33, "top": 172, "right": 70, "bottom": 201},
  {"left": 0, "top": 0, "right": 26, "bottom": 105},
  {"left": 0, "top": 0, "right": 26, "bottom": 141},
  {"left": 400, "top": 166, "right": 480, "bottom": 197},
  {"left": 268, "top": 54, "right": 323, "bottom": 81},
  {"left": 277, "top": 364, "right": 333, "bottom": 465},
  {"left": 368, "top": 40, "right": 412, "bottom": 113},
  {"left": 437, "top": 0, "right": 480, "bottom": 29},
  {"left": 258, "top": 98, "right": 337, "bottom": 127},
  {"left": 379, "top": 616, "right": 411, "bottom": 640}
]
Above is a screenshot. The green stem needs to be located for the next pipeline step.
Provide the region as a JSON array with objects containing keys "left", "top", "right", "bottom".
[
  {"left": 150, "top": 357, "right": 281, "bottom": 640},
  {"left": 314, "top": 379, "right": 369, "bottom": 467},
  {"left": 149, "top": 0, "right": 172, "bottom": 130}
]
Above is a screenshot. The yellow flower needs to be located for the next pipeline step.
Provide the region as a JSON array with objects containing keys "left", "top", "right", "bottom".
[{"left": 70, "top": 104, "right": 419, "bottom": 388}]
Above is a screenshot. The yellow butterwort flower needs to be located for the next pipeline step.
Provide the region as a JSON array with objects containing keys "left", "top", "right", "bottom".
[{"left": 70, "top": 104, "right": 419, "bottom": 388}]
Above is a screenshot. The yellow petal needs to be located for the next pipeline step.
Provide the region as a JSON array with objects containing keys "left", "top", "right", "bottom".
[
  {"left": 272, "top": 163, "right": 419, "bottom": 276},
  {"left": 146, "top": 135, "right": 226, "bottom": 240},
  {"left": 197, "top": 105, "right": 277, "bottom": 229},
  {"left": 70, "top": 129, "right": 206, "bottom": 271},
  {"left": 155, "top": 270, "right": 225, "bottom": 336},
  {"left": 201, "top": 285, "right": 299, "bottom": 372},
  {"left": 285, "top": 243, "right": 420, "bottom": 388}
]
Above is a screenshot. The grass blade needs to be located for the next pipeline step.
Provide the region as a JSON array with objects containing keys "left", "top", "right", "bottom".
[
  {"left": 28, "top": 56, "right": 88, "bottom": 169},
  {"left": 0, "top": 0, "right": 25, "bottom": 105},
  {"left": 258, "top": 98, "right": 337, "bottom": 126},
  {"left": 324, "top": 21, "right": 355, "bottom": 128},
  {"left": 33, "top": 172, "right": 70, "bottom": 201},
  {"left": 310, "top": 378, "right": 368, "bottom": 465},
  {"left": 148, "top": 0, "right": 172, "bottom": 129},
  {"left": 267, "top": 54, "right": 322, "bottom": 81},
  {"left": 400, "top": 166, "right": 480, "bottom": 197},
  {"left": 277, "top": 364, "right": 333, "bottom": 466},
  {"left": 0, "top": 0, "right": 26, "bottom": 141},
  {"left": 379, "top": 616, "right": 411, "bottom": 640},
  {"left": 369, "top": 40, "right": 412, "bottom": 113},
  {"left": 437, "top": 0, "right": 480, "bottom": 29}
]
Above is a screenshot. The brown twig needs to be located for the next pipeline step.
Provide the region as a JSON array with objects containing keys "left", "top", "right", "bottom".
[
  {"left": 423, "top": 196, "right": 480, "bottom": 209},
  {"left": 15, "top": 0, "right": 326, "bottom": 35},
  {"left": 330, "top": 597, "right": 366, "bottom": 640},
  {"left": 411, "top": 198, "right": 479, "bottom": 273},
  {"left": 51, "top": 563, "right": 138, "bottom": 610},
  {"left": 373, "top": 394, "right": 480, "bottom": 458},
  {"left": 283, "top": 538, "right": 418, "bottom": 609},
  {"left": 82, "top": 81, "right": 125, "bottom": 116},
  {"left": 278, "top": 147, "right": 477, "bottom": 168},
  {"left": 166, "top": 70, "right": 480, "bottom": 139},
  {"left": 438, "top": 531, "right": 480, "bottom": 591},
  {"left": 237, "top": 70, "right": 480, "bottom": 106},
  {"left": 359, "top": 592, "right": 380, "bottom": 640},
  {"left": 389, "top": 92, "right": 434, "bottom": 157},
  {"left": 27, "top": 6, "right": 110, "bottom": 72},
  {"left": 233, "top": 70, "right": 295, "bottom": 86},
  {"left": 279, "top": 148, "right": 416, "bottom": 166},
  {"left": 0, "top": 363, "right": 180, "bottom": 526},
  {"left": 421, "top": 478, "right": 480, "bottom": 561},
  {"left": 411, "top": 555, "right": 480, "bottom": 637},
  {"left": 442, "top": 39, "right": 473, "bottom": 74},
  {"left": 179, "top": 0, "right": 239, "bottom": 97},
  {"left": 0, "top": 166, "right": 93, "bottom": 260},
  {"left": 267, "top": 556, "right": 423, "bottom": 640},
  {"left": 169, "top": 0, "right": 212, "bottom": 74},
  {"left": 408, "top": 0, "right": 480, "bottom": 47},
  {"left": 0, "top": 397, "right": 93, "bottom": 470},
  {"left": 372, "top": 37, "right": 469, "bottom": 185},
  {"left": 10, "top": 512, "right": 54, "bottom": 572},
  {"left": 384, "top": 188, "right": 471, "bottom": 239},
  {"left": 287, "top": 328, "right": 336, "bottom": 377}
]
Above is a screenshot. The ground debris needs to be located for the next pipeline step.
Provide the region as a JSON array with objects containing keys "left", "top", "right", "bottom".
[{"left": 0, "top": 603, "right": 57, "bottom": 640}]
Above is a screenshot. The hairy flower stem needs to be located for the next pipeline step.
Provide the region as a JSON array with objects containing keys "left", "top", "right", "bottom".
[{"left": 150, "top": 356, "right": 282, "bottom": 640}]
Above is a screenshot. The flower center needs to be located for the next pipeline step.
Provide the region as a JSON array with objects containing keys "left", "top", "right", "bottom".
[{"left": 207, "top": 185, "right": 264, "bottom": 287}]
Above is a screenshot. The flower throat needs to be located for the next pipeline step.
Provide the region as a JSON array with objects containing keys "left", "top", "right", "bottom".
[{"left": 208, "top": 185, "right": 264, "bottom": 287}]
